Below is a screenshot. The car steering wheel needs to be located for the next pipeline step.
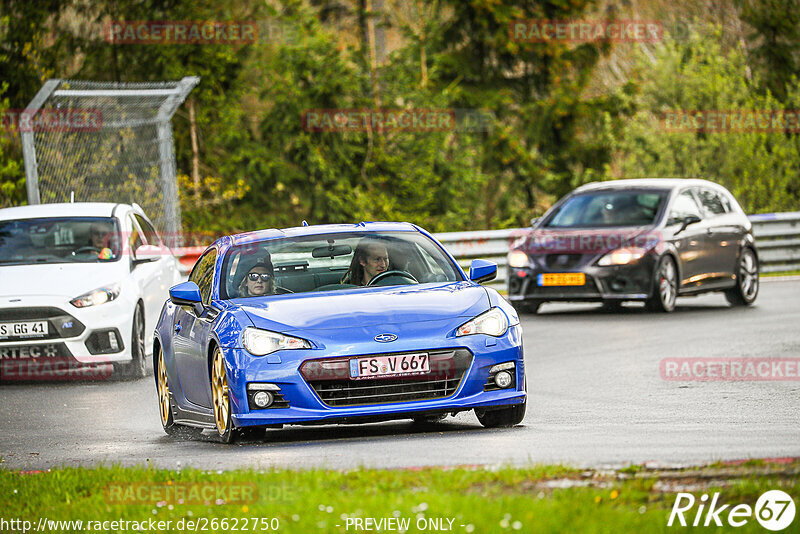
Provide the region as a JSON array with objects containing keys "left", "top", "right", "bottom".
[
  {"left": 366, "top": 270, "right": 419, "bottom": 287},
  {"left": 72, "top": 246, "right": 101, "bottom": 256}
]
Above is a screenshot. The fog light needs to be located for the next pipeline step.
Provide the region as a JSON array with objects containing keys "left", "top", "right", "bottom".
[
  {"left": 494, "top": 370, "right": 513, "bottom": 389},
  {"left": 253, "top": 391, "right": 274, "bottom": 408}
]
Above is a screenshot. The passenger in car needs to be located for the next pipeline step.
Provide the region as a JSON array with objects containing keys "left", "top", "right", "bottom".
[
  {"left": 341, "top": 238, "right": 390, "bottom": 286},
  {"left": 238, "top": 258, "right": 275, "bottom": 297}
]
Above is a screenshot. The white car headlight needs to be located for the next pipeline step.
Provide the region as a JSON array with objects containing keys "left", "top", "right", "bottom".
[
  {"left": 242, "top": 327, "right": 311, "bottom": 356},
  {"left": 456, "top": 307, "right": 508, "bottom": 337},
  {"left": 597, "top": 247, "right": 647, "bottom": 266},
  {"left": 508, "top": 250, "right": 530, "bottom": 268},
  {"left": 70, "top": 284, "right": 120, "bottom": 308}
]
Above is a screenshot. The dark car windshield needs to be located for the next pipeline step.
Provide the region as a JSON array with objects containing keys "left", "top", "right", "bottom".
[
  {"left": 0, "top": 217, "right": 122, "bottom": 265},
  {"left": 221, "top": 231, "right": 462, "bottom": 299},
  {"left": 544, "top": 190, "right": 668, "bottom": 228}
]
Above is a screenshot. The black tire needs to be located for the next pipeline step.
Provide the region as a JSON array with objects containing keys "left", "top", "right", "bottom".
[
  {"left": 512, "top": 300, "right": 541, "bottom": 315},
  {"left": 645, "top": 255, "right": 678, "bottom": 313},
  {"left": 155, "top": 345, "right": 200, "bottom": 438},
  {"left": 475, "top": 401, "right": 526, "bottom": 428},
  {"left": 725, "top": 248, "right": 759, "bottom": 306},
  {"left": 211, "top": 346, "right": 241, "bottom": 444},
  {"left": 116, "top": 305, "right": 147, "bottom": 379}
]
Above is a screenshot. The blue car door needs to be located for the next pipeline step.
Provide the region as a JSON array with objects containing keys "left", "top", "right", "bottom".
[{"left": 173, "top": 249, "right": 217, "bottom": 408}]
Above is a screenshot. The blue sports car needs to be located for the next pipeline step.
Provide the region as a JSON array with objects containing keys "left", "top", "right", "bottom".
[{"left": 153, "top": 222, "right": 526, "bottom": 442}]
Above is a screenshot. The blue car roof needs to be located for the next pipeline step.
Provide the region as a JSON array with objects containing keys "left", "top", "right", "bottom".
[{"left": 222, "top": 222, "right": 420, "bottom": 247}]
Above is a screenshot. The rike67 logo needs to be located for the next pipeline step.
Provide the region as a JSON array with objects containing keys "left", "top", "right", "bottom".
[{"left": 668, "top": 490, "right": 796, "bottom": 531}]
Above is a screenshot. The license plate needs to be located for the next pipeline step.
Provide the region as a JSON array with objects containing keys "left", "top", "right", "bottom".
[
  {"left": 0, "top": 320, "right": 48, "bottom": 339},
  {"left": 537, "top": 273, "right": 586, "bottom": 286},
  {"left": 350, "top": 353, "right": 430, "bottom": 379}
]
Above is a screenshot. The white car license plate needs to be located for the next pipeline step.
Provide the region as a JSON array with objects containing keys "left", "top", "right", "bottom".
[
  {"left": 0, "top": 321, "right": 48, "bottom": 338},
  {"left": 350, "top": 353, "right": 430, "bottom": 379}
]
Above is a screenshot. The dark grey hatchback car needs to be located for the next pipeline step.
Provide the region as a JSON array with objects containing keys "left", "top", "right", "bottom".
[{"left": 507, "top": 179, "right": 759, "bottom": 313}]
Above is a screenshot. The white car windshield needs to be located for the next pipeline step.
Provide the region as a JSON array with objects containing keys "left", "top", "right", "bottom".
[
  {"left": 0, "top": 217, "right": 122, "bottom": 265},
  {"left": 221, "top": 231, "right": 462, "bottom": 299}
]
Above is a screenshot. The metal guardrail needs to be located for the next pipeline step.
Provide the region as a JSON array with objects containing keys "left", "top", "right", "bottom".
[{"left": 172, "top": 212, "right": 800, "bottom": 287}]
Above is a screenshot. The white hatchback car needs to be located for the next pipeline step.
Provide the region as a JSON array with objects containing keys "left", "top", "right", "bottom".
[{"left": 0, "top": 203, "right": 182, "bottom": 380}]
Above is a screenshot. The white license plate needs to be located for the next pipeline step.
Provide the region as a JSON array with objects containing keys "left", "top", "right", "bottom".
[
  {"left": 0, "top": 321, "right": 48, "bottom": 338},
  {"left": 350, "top": 353, "right": 430, "bottom": 379}
]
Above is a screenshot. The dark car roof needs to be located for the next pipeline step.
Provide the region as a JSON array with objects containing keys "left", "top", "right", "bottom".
[{"left": 573, "top": 178, "right": 722, "bottom": 193}]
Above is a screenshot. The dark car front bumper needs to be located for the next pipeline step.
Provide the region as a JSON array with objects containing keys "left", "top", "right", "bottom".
[{"left": 507, "top": 254, "right": 658, "bottom": 303}]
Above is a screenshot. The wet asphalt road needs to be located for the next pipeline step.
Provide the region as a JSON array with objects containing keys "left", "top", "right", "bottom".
[{"left": 1, "top": 279, "right": 799, "bottom": 471}]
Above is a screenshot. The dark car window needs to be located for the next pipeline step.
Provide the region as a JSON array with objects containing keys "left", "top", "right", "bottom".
[
  {"left": 190, "top": 249, "right": 217, "bottom": 305},
  {"left": 668, "top": 190, "right": 703, "bottom": 225},
  {"left": 543, "top": 190, "right": 667, "bottom": 228},
  {"left": 696, "top": 188, "right": 727, "bottom": 216}
]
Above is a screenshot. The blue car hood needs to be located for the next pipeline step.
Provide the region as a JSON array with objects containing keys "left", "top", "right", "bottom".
[{"left": 236, "top": 282, "right": 488, "bottom": 332}]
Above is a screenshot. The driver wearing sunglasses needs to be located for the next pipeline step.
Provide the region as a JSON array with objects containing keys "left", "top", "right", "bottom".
[{"left": 238, "top": 258, "right": 275, "bottom": 297}]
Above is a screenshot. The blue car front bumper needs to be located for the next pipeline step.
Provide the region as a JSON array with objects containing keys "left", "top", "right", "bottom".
[{"left": 225, "top": 325, "right": 526, "bottom": 427}]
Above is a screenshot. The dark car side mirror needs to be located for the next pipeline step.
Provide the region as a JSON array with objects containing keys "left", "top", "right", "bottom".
[
  {"left": 469, "top": 259, "right": 497, "bottom": 284},
  {"left": 677, "top": 214, "right": 702, "bottom": 234},
  {"left": 170, "top": 281, "right": 204, "bottom": 314}
]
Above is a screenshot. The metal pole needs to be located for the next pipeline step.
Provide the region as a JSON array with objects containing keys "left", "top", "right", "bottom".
[{"left": 22, "top": 79, "right": 61, "bottom": 205}]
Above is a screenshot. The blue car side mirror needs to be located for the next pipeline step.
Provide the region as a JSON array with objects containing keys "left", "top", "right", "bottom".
[
  {"left": 469, "top": 259, "right": 497, "bottom": 284},
  {"left": 170, "top": 281, "right": 203, "bottom": 309}
]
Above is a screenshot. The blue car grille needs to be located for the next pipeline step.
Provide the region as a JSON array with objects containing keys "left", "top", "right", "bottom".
[{"left": 301, "top": 349, "right": 473, "bottom": 407}]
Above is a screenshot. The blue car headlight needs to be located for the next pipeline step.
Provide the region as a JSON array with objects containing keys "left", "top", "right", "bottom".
[
  {"left": 242, "top": 327, "right": 311, "bottom": 356},
  {"left": 456, "top": 307, "right": 508, "bottom": 337}
]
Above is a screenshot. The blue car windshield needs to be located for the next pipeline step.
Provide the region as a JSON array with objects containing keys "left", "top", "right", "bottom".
[
  {"left": 0, "top": 217, "right": 122, "bottom": 265},
  {"left": 544, "top": 190, "right": 668, "bottom": 228},
  {"left": 221, "top": 231, "right": 462, "bottom": 299}
]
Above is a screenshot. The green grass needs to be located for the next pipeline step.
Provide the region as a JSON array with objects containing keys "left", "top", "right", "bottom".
[
  {"left": 763, "top": 269, "right": 800, "bottom": 277},
  {"left": 1, "top": 461, "right": 798, "bottom": 533}
]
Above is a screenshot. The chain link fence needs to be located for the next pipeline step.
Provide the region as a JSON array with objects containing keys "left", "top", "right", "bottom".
[{"left": 22, "top": 77, "right": 199, "bottom": 246}]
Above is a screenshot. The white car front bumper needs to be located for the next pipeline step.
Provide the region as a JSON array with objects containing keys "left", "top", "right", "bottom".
[{"left": 0, "top": 294, "right": 137, "bottom": 368}]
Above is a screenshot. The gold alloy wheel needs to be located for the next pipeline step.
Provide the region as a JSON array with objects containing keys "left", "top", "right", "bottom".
[
  {"left": 157, "top": 349, "right": 170, "bottom": 426},
  {"left": 211, "top": 348, "right": 229, "bottom": 435}
]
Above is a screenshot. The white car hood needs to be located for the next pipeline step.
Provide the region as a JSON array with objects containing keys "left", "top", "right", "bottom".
[{"left": 0, "top": 263, "right": 125, "bottom": 299}]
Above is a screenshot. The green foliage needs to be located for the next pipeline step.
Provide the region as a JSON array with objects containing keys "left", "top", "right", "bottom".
[
  {"left": 616, "top": 23, "right": 800, "bottom": 214},
  {"left": 1, "top": 1, "right": 799, "bottom": 234}
]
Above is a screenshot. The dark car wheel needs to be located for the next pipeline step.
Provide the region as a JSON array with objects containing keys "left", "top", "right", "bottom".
[
  {"left": 646, "top": 256, "right": 678, "bottom": 313},
  {"left": 475, "top": 401, "right": 526, "bottom": 428},
  {"left": 211, "top": 346, "right": 240, "bottom": 444},
  {"left": 116, "top": 305, "right": 147, "bottom": 379},
  {"left": 725, "top": 248, "right": 759, "bottom": 306},
  {"left": 512, "top": 300, "right": 541, "bottom": 315},
  {"left": 156, "top": 346, "right": 201, "bottom": 438}
]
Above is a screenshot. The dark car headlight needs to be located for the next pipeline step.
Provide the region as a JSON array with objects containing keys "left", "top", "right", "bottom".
[
  {"left": 242, "top": 327, "right": 311, "bottom": 356},
  {"left": 507, "top": 250, "right": 530, "bottom": 268},
  {"left": 596, "top": 247, "right": 647, "bottom": 266}
]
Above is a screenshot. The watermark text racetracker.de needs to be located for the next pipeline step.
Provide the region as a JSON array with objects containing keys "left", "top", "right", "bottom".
[
  {"left": 301, "top": 109, "right": 495, "bottom": 133},
  {"left": 0, "top": 517, "right": 280, "bottom": 533},
  {"left": 661, "top": 110, "right": 800, "bottom": 133},
  {"left": 660, "top": 358, "right": 800, "bottom": 381},
  {"left": 509, "top": 19, "right": 663, "bottom": 42},
  {"left": 1, "top": 109, "right": 103, "bottom": 133}
]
